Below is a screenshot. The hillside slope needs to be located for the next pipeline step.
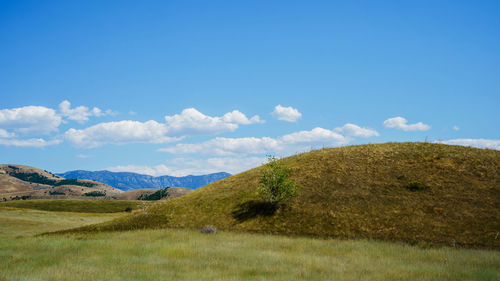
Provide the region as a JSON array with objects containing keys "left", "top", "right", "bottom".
[
  {"left": 57, "top": 170, "right": 231, "bottom": 190},
  {"left": 111, "top": 187, "right": 192, "bottom": 200},
  {"left": 0, "top": 165, "right": 123, "bottom": 200},
  {"left": 65, "top": 143, "right": 500, "bottom": 249}
]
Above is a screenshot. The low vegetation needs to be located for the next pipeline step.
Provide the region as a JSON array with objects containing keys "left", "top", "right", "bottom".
[
  {"left": 83, "top": 190, "right": 106, "bottom": 197},
  {"left": 138, "top": 187, "right": 170, "bottom": 200},
  {"left": 406, "top": 180, "right": 428, "bottom": 191},
  {"left": 258, "top": 155, "right": 298, "bottom": 206},
  {"left": 49, "top": 191, "right": 66, "bottom": 195},
  {"left": 10, "top": 195, "right": 31, "bottom": 200},
  {"left": 0, "top": 199, "right": 150, "bottom": 213},
  {"left": 6, "top": 171, "right": 96, "bottom": 187},
  {"left": 1, "top": 206, "right": 499, "bottom": 281},
  {"left": 66, "top": 143, "right": 500, "bottom": 249},
  {"left": 0, "top": 206, "right": 123, "bottom": 238}
]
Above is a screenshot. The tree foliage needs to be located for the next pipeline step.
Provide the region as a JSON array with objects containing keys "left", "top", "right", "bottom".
[
  {"left": 83, "top": 191, "right": 106, "bottom": 197},
  {"left": 7, "top": 171, "right": 96, "bottom": 187},
  {"left": 138, "top": 188, "right": 170, "bottom": 200},
  {"left": 257, "top": 155, "right": 298, "bottom": 205}
]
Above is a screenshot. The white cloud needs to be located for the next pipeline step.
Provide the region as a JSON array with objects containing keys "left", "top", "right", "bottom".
[
  {"left": 334, "top": 123, "right": 380, "bottom": 138},
  {"left": 0, "top": 105, "right": 62, "bottom": 135},
  {"left": 164, "top": 108, "right": 263, "bottom": 136},
  {"left": 159, "top": 127, "right": 350, "bottom": 156},
  {"left": 222, "top": 110, "right": 264, "bottom": 125},
  {"left": 0, "top": 129, "right": 15, "bottom": 138},
  {"left": 453, "top": 125, "right": 460, "bottom": 131},
  {"left": 436, "top": 139, "right": 500, "bottom": 150},
  {"left": 271, "top": 105, "right": 302, "bottom": 122},
  {"left": 64, "top": 108, "right": 263, "bottom": 148},
  {"left": 106, "top": 164, "right": 176, "bottom": 177},
  {"left": 106, "top": 156, "right": 266, "bottom": 177},
  {"left": 383, "top": 117, "right": 430, "bottom": 131},
  {"left": 59, "top": 100, "right": 116, "bottom": 123},
  {"left": 159, "top": 137, "right": 281, "bottom": 156},
  {"left": 281, "top": 127, "right": 347, "bottom": 145},
  {"left": 0, "top": 138, "right": 61, "bottom": 148},
  {"left": 64, "top": 120, "right": 181, "bottom": 148}
]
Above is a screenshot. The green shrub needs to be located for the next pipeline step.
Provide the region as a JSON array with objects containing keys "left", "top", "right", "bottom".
[
  {"left": 257, "top": 155, "right": 298, "bottom": 205},
  {"left": 6, "top": 171, "right": 96, "bottom": 187},
  {"left": 83, "top": 191, "right": 106, "bottom": 197},
  {"left": 406, "top": 181, "right": 427, "bottom": 191},
  {"left": 138, "top": 188, "right": 170, "bottom": 200},
  {"left": 49, "top": 191, "right": 65, "bottom": 195}
]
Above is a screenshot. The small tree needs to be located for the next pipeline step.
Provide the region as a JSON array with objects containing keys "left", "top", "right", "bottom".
[{"left": 258, "top": 155, "right": 298, "bottom": 206}]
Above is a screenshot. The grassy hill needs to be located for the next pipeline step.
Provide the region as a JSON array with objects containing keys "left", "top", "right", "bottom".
[
  {"left": 0, "top": 164, "right": 123, "bottom": 200},
  {"left": 161, "top": 187, "right": 193, "bottom": 199},
  {"left": 112, "top": 187, "right": 192, "bottom": 200},
  {"left": 60, "top": 143, "right": 500, "bottom": 249},
  {"left": 112, "top": 189, "right": 160, "bottom": 200}
]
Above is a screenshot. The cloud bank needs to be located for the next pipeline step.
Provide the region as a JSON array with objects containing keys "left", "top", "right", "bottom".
[
  {"left": 436, "top": 138, "right": 500, "bottom": 150},
  {"left": 0, "top": 105, "right": 62, "bottom": 135},
  {"left": 59, "top": 100, "right": 115, "bottom": 123},
  {"left": 64, "top": 108, "right": 263, "bottom": 148},
  {"left": 164, "top": 108, "right": 263, "bottom": 136},
  {"left": 0, "top": 101, "right": 114, "bottom": 147},
  {"left": 159, "top": 127, "right": 350, "bottom": 156},
  {"left": 107, "top": 156, "right": 267, "bottom": 177}
]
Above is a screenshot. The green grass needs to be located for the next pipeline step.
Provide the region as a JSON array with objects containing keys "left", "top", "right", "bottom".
[
  {"left": 1, "top": 229, "right": 499, "bottom": 280},
  {"left": 0, "top": 207, "right": 122, "bottom": 238},
  {"left": 0, "top": 199, "right": 151, "bottom": 213},
  {"left": 0, "top": 206, "right": 498, "bottom": 281},
  {"left": 70, "top": 143, "right": 500, "bottom": 249}
]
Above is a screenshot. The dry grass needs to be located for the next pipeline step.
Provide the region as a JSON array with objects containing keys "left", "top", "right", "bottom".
[
  {"left": 0, "top": 199, "right": 151, "bottom": 213},
  {"left": 0, "top": 207, "right": 122, "bottom": 238},
  {"left": 62, "top": 143, "right": 500, "bottom": 249},
  {"left": 0, "top": 204, "right": 499, "bottom": 281}
]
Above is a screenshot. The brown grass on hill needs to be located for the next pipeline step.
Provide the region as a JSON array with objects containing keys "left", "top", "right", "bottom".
[
  {"left": 0, "top": 164, "right": 123, "bottom": 200},
  {"left": 58, "top": 143, "right": 500, "bottom": 249},
  {"left": 161, "top": 187, "right": 193, "bottom": 200},
  {"left": 112, "top": 189, "right": 160, "bottom": 200}
]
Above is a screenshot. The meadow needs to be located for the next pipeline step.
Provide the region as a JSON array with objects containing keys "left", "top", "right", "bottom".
[
  {"left": 0, "top": 203, "right": 499, "bottom": 281},
  {"left": 0, "top": 199, "right": 150, "bottom": 213},
  {"left": 74, "top": 143, "right": 500, "bottom": 249}
]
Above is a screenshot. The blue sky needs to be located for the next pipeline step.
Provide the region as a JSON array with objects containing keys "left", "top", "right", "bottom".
[{"left": 1, "top": 0, "right": 499, "bottom": 176}]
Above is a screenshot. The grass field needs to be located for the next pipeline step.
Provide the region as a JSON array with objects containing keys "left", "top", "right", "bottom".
[
  {"left": 0, "top": 205, "right": 499, "bottom": 281},
  {"left": 72, "top": 143, "right": 500, "bottom": 249},
  {"left": 0, "top": 207, "right": 123, "bottom": 238},
  {"left": 0, "top": 199, "right": 151, "bottom": 213}
]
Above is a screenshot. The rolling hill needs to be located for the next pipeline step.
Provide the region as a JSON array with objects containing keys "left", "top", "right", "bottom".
[
  {"left": 0, "top": 165, "right": 123, "bottom": 200},
  {"left": 64, "top": 142, "right": 500, "bottom": 249},
  {"left": 111, "top": 187, "right": 192, "bottom": 200},
  {"left": 57, "top": 170, "right": 231, "bottom": 190}
]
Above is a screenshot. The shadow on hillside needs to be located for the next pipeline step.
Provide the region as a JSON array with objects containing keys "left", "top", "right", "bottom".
[{"left": 231, "top": 200, "right": 278, "bottom": 222}]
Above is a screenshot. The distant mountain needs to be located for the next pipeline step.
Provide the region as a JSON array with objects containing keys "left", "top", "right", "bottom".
[
  {"left": 0, "top": 164, "right": 122, "bottom": 200},
  {"left": 56, "top": 170, "right": 231, "bottom": 191}
]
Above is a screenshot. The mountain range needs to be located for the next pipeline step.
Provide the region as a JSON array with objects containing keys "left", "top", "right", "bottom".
[{"left": 57, "top": 170, "right": 231, "bottom": 191}]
